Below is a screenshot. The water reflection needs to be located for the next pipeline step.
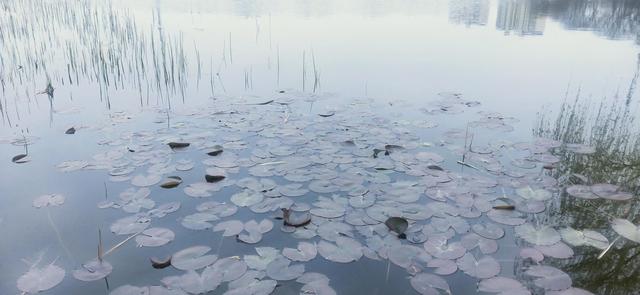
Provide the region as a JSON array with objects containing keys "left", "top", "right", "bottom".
[
  {"left": 496, "top": 0, "right": 546, "bottom": 35},
  {"left": 533, "top": 62, "right": 640, "bottom": 294},
  {"left": 449, "top": 0, "right": 490, "bottom": 26}
]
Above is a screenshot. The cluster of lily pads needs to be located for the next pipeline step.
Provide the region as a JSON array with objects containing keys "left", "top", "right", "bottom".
[{"left": 15, "top": 93, "right": 638, "bottom": 294}]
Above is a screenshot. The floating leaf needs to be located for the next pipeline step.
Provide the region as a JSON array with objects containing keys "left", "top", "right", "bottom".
[
  {"left": 244, "top": 247, "right": 280, "bottom": 270},
  {"left": 73, "top": 259, "right": 113, "bottom": 281},
  {"left": 282, "top": 208, "right": 311, "bottom": 227},
  {"left": 160, "top": 176, "right": 183, "bottom": 189},
  {"left": 172, "top": 246, "right": 218, "bottom": 270},
  {"left": 65, "top": 127, "right": 76, "bottom": 134},
  {"left": 283, "top": 242, "right": 317, "bottom": 262},
  {"left": 110, "top": 214, "right": 150, "bottom": 235},
  {"left": 611, "top": 219, "right": 640, "bottom": 243},
  {"left": 135, "top": 228, "right": 175, "bottom": 247},
  {"left": 565, "top": 185, "right": 597, "bottom": 200},
  {"left": 12, "top": 154, "right": 29, "bottom": 163},
  {"left": 456, "top": 253, "right": 500, "bottom": 279},
  {"left": 206, "top": 145, "right": 224, "bottom": 156},
  {"left": 318, "top": 237, "right": 363, "bottom": 263},
  {"left": 472, "top": 223, "right": 505, "bottom": 240},
  {"left": 213, "top": 220, "right": 244, "bottom": 237},
  {"left": 525, "top": 265, "right": 572, "bottom": 291},
  {"left": 231, "top": 190, "right": 264, "bottom": 207},
  {"left": 33, "top": 194, "right": 65, "bottom": 208},
  {"left": 516, "top": 187, "right": 552, "bottom": 201},
  {"left": 410, "top": 273, "right": 451, "bottom": 295},
  {"left": 205, "top": 174, "right": 226, "bottom": 183},
  {"left": 478, "top": 276, "right": 530, "bottom": 294},
  {"left": 131, "top": 174, "right": 162, "bottom": 187},
  {"left": 168, "top": 142, "right": 190, "bottom": 149},
  {"left": 266, "top": 257, "right": 305, "bottom": 280},
  {"left": 238, "top": 220, "right": 273, "bottom": 244},
  {"left": 385, "top": 217, "right": 409, "bottom": 237},
  {"left": 150, "top": 256, "right": 172, "bottom": 269},
  {"left": 210, "top": 257, "right": 248, "bottom": 282},
  {"left": 17, "top": 263, "right": 65, "bottom": 293},
  {"left": 427, "top": 259, "right": 457, "bottom": 275},
  {"left": 161, "top": 269, "right": 221, "bottom": 294},
  {"left": 515, "top": 224, "right": 561, "bottom": 246},
  {"left": 520, "top": 248, "right": 544, "bottom": 263},
  {"left": 535, "top": 242, "right": 574, "bottom": 259}
]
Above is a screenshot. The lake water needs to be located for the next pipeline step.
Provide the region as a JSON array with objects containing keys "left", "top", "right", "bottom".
[{"left": 1, "top": 0, "right": 639, "bottom": 294}]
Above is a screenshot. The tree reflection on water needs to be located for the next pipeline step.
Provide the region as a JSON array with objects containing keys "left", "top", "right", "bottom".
[{"left": 532, "top": 58, "right": 640, "bottom": 294}]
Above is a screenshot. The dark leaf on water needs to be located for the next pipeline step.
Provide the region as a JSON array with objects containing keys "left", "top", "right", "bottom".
[
  {"left": 168, "top": 142, "right": 190, "bottom": 149},
  {"left": 206, "top": 145, "right": 224, "bottom": 156},
  {"left": 205, "top": 174, "right": 226, "bottom": 183},
  {"left": 65, "top": 127, "right": 76, "bottom": 134},
  {"left": 385, "top": 217, "right": 409, "bottom": 235},
  {"left": 151, "top": 256, "right": 172, "bottom": 269},
  {"left": 318, "top": 112, "right": 335, "bottom": 117},
  {"left": 160, "top": 176, "right": 183, "bottom": 189},
  {"left": 12, "top": 154, "right": 29, "bottom": 163},
  {"left": 282, "top": 208, "right": 311, "bottom": 227}
]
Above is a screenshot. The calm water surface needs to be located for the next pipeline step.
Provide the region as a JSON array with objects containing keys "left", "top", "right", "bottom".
[{"left": 0, "top": 0, "right": 639, "bottom": 294}]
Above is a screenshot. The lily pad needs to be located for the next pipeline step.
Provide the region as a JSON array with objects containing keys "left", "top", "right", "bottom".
[
  {"left": 318, "top": 237, "right": 363, "bottom": 263},
  {"left": 456, "top": 253, "right": 500, "bottom": 279},
  {"left": 135, "top": 228, "right": 175, "bottom": 247},
  {"left": 266, "top": 257, "right": 305, "bottom": 281},
  {"left": 73, "top": 259, "right": 113, "bottom": 281},
  {"left": 17, "top": 264, "right": 65, "bottom": 293},
  {"left": 515, "top": 224, "right": 561, "bottom": 246},
  {"left": 385, "top": 217, "right": 409, "bottom": 236},
  {"left": 410, "top": 273, "right": 451, "bottom": 295},
  {"left": 213, "top": 220, "right": 244, "bottom": 237},
  {"left": 283, "top": 242, "right": 317, "bottom": 262},
  {"left": 33, "top": 194, "right": 65, "bottom": 208},
  {"left": 611, "top": 219, "right": 640, "bottom": 243},
  {"left": 524, "top": 265, "right": 572, "bottom": 291},
  {"left": 172, "top": 246, "right": 218, "bottom": 270}
]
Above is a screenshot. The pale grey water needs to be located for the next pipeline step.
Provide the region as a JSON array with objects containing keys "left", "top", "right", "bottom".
[{"left": 1, "top": 1, "right": 639, "bottom": 295}]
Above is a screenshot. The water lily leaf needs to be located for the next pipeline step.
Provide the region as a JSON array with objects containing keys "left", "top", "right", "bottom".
[
  {"left": 266, "top": 257, "right": 305, "bottom": 281},
  {"left": 424, "top": 236, "right": 465, "bottom": 260},
  {"left": 148, "top": 202, "right": 181, "bottom": 218},
  {"left": 388, "top": 245, "right": 427, "bottom": 268},
  {"left": 213, "top": 220, "right": 244, "bottom": 237},
  {"left": 472, "top": 223, "right": 505, "bottom": 240},
  {"left": 611, "top": 219, "right": 640, "bottom": 243},
  {"left": 135, "top": 228, "right": 175, "bottom": 247},
  {"left": 426, "top": 259, "right": 457, "bottom": 275},
  {"left": 547, "top": 288, "right": 595, "bottom": 295},
  {"left": 516, "top": 187, "right": 552, "bottom": 201},
  {"left": 456, "top": 253, "right": 500, "bottom": 279},
  {"left": 478, "top": 276, "right": 530, "bottom": 294},
  {"left": 17, "top": 263, "right": 65, "bottom": 293},
  {"left": 73, "top": 259, "right": 113, "bottom": 281},
  {"left": 231, "top": 190, "right": 264, "bottom": 207},
  {"left": 206, "top": 145, "right": 224, "bottom": 156},
  {"left": 110, "top": 214, "right": 150, "bottom": 235},
  {"left": 520, "top": 248, "right": 544, "bottom": 263},
  {"left": 244, "top": 247, "right": 280, "bottom": 270},
  {"left": 225, "top": 274, "right": 277, "bottom": 295},
  {"left": 318, "top": 237, "right": 363, "bottom": 263},
  {"left": 65, "top": 127, "right": 76, "bottom": 134},
  {"left": 282, "top": 208, "right": 311, "bottom": 227},
  {"left": 487, "top": 209, "right": 526, "bottom": 226},
  {"left": 172, "top": 246, "right": 218, "bottom": 270},
  {"left": 283, "top": 242, "right": 317, "bottom": 262},
  {"left": 132, "top": 174, "right": 162, "bottom": 187},
  {"left": 150, "top": 256, "right": 172, "bottom": 269},
  {"left": 160, "top": 176, "right": 183, "bottom": 188},
  {"left": 318, "top": 222, "right": 354, "bottom": 242},
  {"left": 110, "top": 285, "right": 187, "bottom": 295},
  {"left": 205, "top": 174, "right": 226, "bottom": 183},
  {"left": 461, "top": 233, "right": 498, "bottom": 254},
  {"left": 591, "top": 184, "right": 632, "bottom": 200},
  {"left": 535, "top": 242, "right": 573, "bottom": 259},
  {"left": 33, "top": 194, "right": 65, "bottom": 208},
  {"left": 385, "top": 217, "right": 409, "bottom": 236},
  {"left": 168, "top": 142, "right": 190, "bottom": 149},
  {"left": 161, "top": 269, "right": 221, "bottom": 294},
  {"left": 57, "top": 160, "right": 89, "bottom": 172},
  {"left": 238, "top": 220, "right": 273, "bottom": 244},
  {"left": 515, "top": 224, "right": 561, "bottom": 246},
  {"left": 12, "top": 154, "right": 29, "bottom": 163},
  {"left": 524, "top": 265, "right": 572, "bottom": 291},
  {"left": 565, "top": 185, "right": 597, "bottom": 200},
  {"left": 210, "top": 257, "right": 248, "bottom": 282},
  {"left": 182, "top": 212, "right": 218, "bottom": 230},
  {"left": 410, "top": 273, "right": 451, "bottom": 295}
]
